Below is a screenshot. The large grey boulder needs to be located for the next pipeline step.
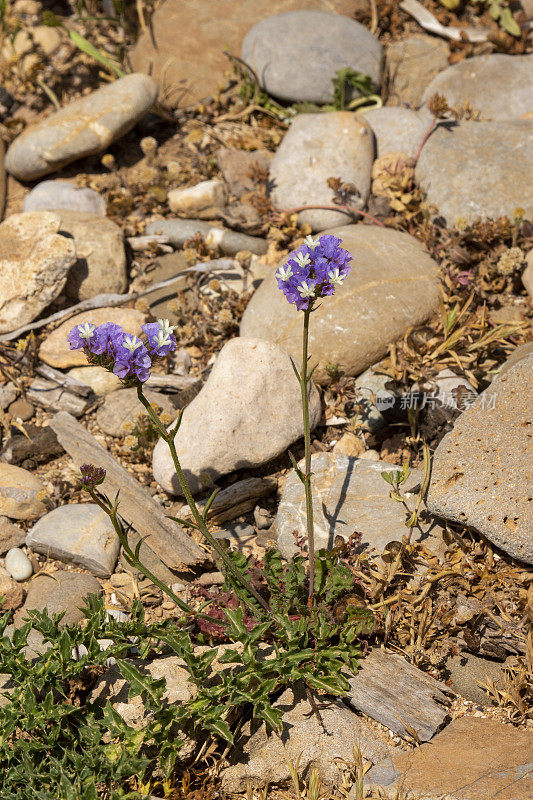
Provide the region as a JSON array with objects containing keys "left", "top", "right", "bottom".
[
  {"left": 416, "top": 120, "right": 533, "bottom": 225},
  {"left": 420, "top": 54, "right": 533, "bottom": 121},
  {"left": 242, "top": 11, "right": 381, "bottom": 104}
]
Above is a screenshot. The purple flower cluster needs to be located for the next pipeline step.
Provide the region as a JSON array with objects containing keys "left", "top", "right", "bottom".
[
  {"left": 67, "top": 318, "right": 177, "bottom": 383},
  {"left": 275, "top": 234, "right": 352, "bottom": 310}
]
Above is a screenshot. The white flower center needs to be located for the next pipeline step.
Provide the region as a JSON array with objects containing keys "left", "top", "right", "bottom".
[
  {"left": 123, "top": 336, "right": 142, "bottom": 353},
  {"left": 158, "top": 318, "right": 176, "bottom": 336},
  {"left": 328, "top": 267, "right": 345, "bottom": 286},
  {"left": 276, "top": 265, "right": 293, "bottom": 282},
  {"left": 77, "top": 322, "right": 95, "bottom": 340},
  {"left": 303, "top": 235, "right": 320, "bottom": 250},
  {"left": 154, "top": 331, "right": 171, "bottom": 348},
  {"left": 297, "top": 281, "right": 315, "bottom": 298},
  {"left": 294, "top": 252, "right": 311, "bottom": 269}
]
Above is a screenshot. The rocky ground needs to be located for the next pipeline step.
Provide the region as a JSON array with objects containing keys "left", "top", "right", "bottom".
[{"left": 0, "top": 1, "right": 532, "bottom": 798}]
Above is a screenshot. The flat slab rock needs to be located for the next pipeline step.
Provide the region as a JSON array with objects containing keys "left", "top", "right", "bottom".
[
  {"left": 420, "top": 54, "right": 533, "bottom": 121},
  {"left": 242, "top": 11, "right": 381, "bottom": 104},
  {"left": 129, "top": 0, "right": 366, "bottom": 107},
  {"left": 346, "top": 648, "right": 452, "bottom": 743},
  {"left": 277, "top": 452, "right": 446, "bottom": 559},
  {"left": 26, "top": 503, "right": 120, "bottom": 577},
  {"left": 49, "top": 411, "right": 204, "bottom": 576},
  {"left": 5, "top": 73, "right": 157, "bottom": 180},
  {"left": 427, "top": 355, "right": 533, "bottom": 564},
  {"left": 366, "top": 716, "right": 533, "bottom": 799},
  {"left": 415, "top": 119, "right": 533, "bottom": 225},
  {"left": 240, "top": 224, "right": 439, "bottom": 384}
]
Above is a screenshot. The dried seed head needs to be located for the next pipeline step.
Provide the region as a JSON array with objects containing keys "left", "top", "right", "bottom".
[
  {"left": 101, "top": 153, "right": 115, "bottom": 170},
  {"left": 80, "top": 464, "right": 106, "bottom": 488},
  {"left": 497, "top": 247, "right": 524, "bottom": 275},
  {"left": 140, "top": 136, "right": 157, "bottom": 157}
]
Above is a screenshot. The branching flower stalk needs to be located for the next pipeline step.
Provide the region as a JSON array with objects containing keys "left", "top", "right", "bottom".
[
  {"left": 79, "top": 463, "right": 214, "bottom": 621},
  {"left": 135, "top": 388, "right": 270, "bottom": 614},
  {"left": 276, "top": 234, "right": 353, "bottom": 605},
  {"left": 68, "top": 318, "right": 269, "bottom": 619}
]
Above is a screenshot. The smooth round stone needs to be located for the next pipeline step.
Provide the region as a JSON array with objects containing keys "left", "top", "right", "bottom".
[
  {"left": 240, "top": 224, "right": 440, "bottom": 384},
  {"left": 23, "top": 180, "right": 106, "bottom": 215},
  {"left": 269, "top": 112, "right": 374, "bottom": 231},
  {"left": 129, "top": 0, "right": 371, "bottom": 108},
  {"left": 152, "top": 337, "right": 321, "bottom": 496},
  {"left": 4, "top": 547, "right": 33, "bottom": 581},
  {"left": 420, "top": 54, "right": 533, "bottom": 121},
  {"left": 26, "top": 503, "right": 120, "bottom": 577},
  {"left": 5, "top": 73, "right": 158, "bottom": 180},
  {"left": 415, "top": 120, "right": 533, "bottom": 225},
  {"left": 242, "top": 11, "right": 382, "bottom": 104},
  {"left": 0, "top": 464, "right": 47, "bottom": 521}
]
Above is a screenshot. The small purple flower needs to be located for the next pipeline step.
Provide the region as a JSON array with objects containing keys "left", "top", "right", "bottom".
[
  {"left": 67, "top": 317, "right": 179, "bottom": 384},
  {"left": 113, "top": 334, "right": 152, "bottom": 383},
  {"left": 276, "top": 234, "right": 352, "bottom": 310},
  {"left": 90, "top": 322, "right": 125, "bottom": 356},
  {"left": 67, "top": 322, "right": 96, "bottom": 350},
  {"left": 142, "top": 319, "right": 178, "bottom": 358}
]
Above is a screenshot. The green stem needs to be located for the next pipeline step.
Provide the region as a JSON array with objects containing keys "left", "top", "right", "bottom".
[
  {"left": 87, "top": 488, "right": 221, "bottom": 624},
  {"left": 136, "top": 387, "right": 270, "bottom": 616},
  {"left": 301, "top": 308, "right": 315, "bottom": 606}
]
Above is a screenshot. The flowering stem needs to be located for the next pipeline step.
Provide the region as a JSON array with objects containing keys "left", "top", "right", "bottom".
[
  {"left": 301, "top": 308, "right": 315, "bottom": 607},
  {"left": 85, "top": 486, "right": 221, "bottom": 625},
  {"left": 136, "top": 387, "right": 270, "bottom": 616}
]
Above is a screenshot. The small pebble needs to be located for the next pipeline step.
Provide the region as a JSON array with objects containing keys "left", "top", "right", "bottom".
[
  {"left": 254, "top": 506, "right": 272, "bottom": 530},
  {"left": 7, "top": 397, "right": 35, "bottom": 421},
  {"left": 4, "top": 547, "right": 33, "bottom": 581},
  {"left": 170, "top": 581, "right": 186, "bottom": 593},
  {"left": 198, "top": 571, "right": 224, "bottom": 586}
]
